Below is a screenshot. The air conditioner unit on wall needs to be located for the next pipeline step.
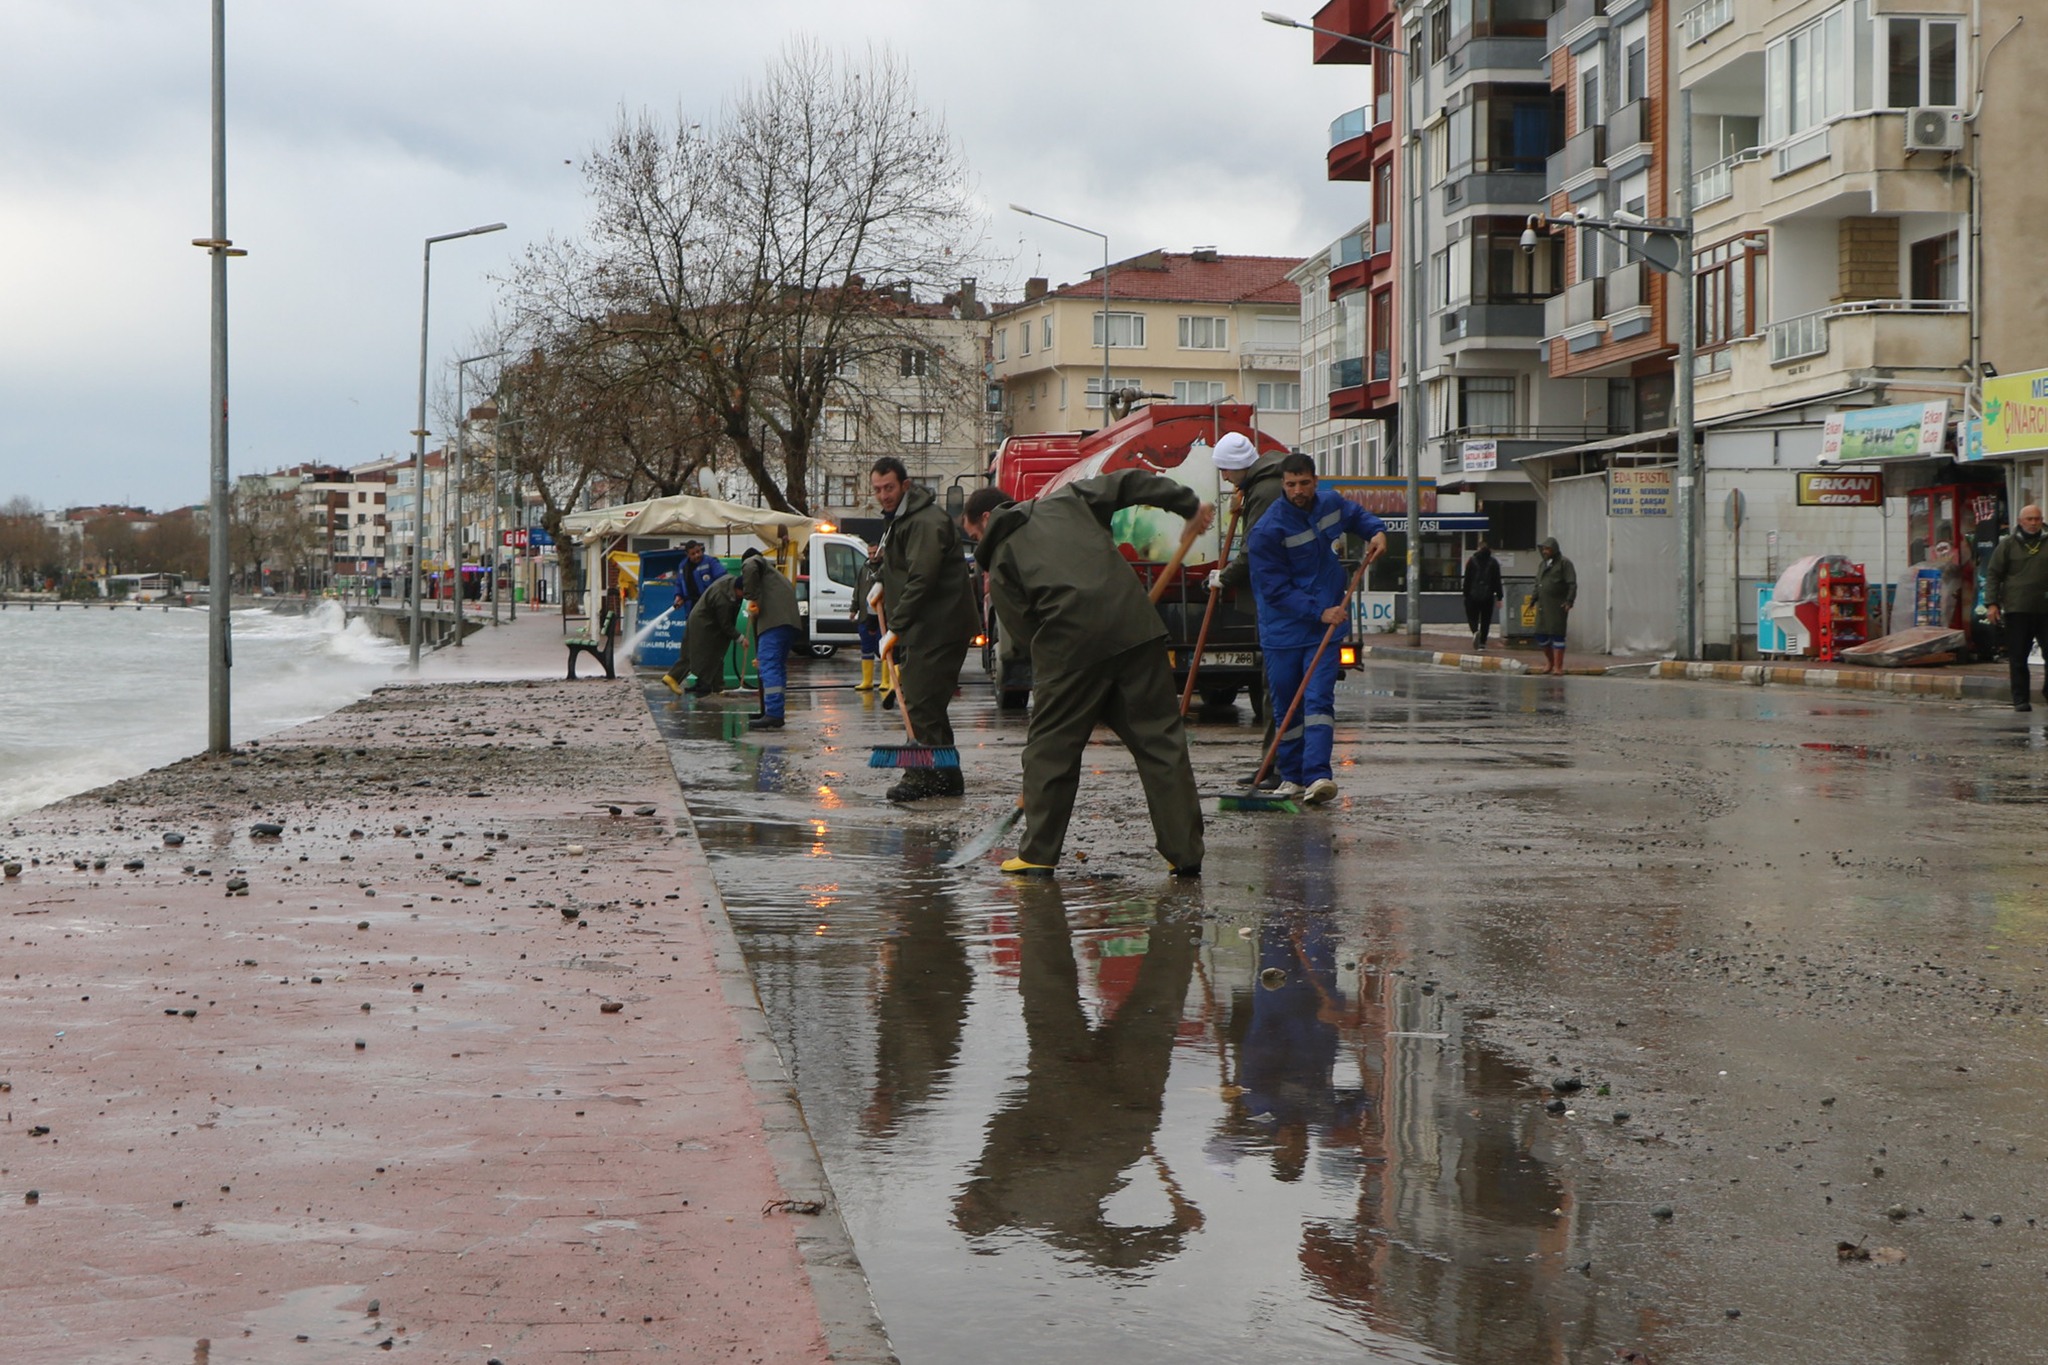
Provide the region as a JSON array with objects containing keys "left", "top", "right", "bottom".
[{"left": 1906, "top": 107, "right": 1964, "bottom": 152}]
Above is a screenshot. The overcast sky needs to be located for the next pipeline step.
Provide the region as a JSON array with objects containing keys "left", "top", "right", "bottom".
[{"left": 0, "top": 0, "right": 1374, "bottom": 512}]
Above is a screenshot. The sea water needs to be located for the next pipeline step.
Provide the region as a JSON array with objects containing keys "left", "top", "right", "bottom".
[{"left": 0, "top": 602, "right": 407, "bottom": 821}]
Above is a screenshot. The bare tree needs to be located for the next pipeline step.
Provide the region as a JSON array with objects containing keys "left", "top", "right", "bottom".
[
  {"left": 0, "top": 497, "right": 56, "bottom": 591},
  {"left": 506, "top": 40, "right": 985, "bottom": 514}
]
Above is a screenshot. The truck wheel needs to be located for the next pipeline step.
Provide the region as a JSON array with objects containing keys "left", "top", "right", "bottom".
[
  {"left": 808, "top": 643, "right": 836, "bottom": 659},
  {"left": 1199, "top": 685, "right": 1240, "bottom": 710}
]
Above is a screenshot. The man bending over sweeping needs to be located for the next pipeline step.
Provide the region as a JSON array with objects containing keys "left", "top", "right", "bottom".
[{"left": 962, "top": 473, "right": 1214, "bottom": 879}]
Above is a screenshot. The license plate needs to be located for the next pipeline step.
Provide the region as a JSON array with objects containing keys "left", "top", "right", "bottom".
[{"left": 1202, "top": 652, "right": 1256, "bottom": 667}]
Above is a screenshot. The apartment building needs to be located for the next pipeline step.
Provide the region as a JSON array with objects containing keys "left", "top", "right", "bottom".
[
  {"left": 1293, "top": 240, "right": 1391, "bottom": 477},
  {"left": 989, "top": 250, "right": 1303, "bottom": 447}
]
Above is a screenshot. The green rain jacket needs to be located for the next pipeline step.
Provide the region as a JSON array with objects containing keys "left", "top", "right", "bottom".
[
  {"left": 739, "top": 554, "right": 803, "bottom": 635},
  {"left": 878, "top": 484, "right": 977, "bottom": 652},
  {"left": 1985, "top": 531, "right": 2048, "bottom": 612},
  {"left": 1532, "top": 540, "right": 1578, "bottom": 637},
  {"left": 975, "top": 469, "right": 1201, "bottom": 682},
  {"left": 1217, "top": 452, "right": 1287, "bottom": 594}
]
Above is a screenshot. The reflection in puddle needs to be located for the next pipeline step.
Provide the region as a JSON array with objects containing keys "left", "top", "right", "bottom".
[{"left": 653, "top": 683, "right": 1611, "bottom": 1364}]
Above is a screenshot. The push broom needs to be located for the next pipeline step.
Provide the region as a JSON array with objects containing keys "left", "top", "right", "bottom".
[
  {"left": 867, "top": 593, "right": 960, "bottom": 771},
  {"left": 1218, "top": 550, "right": 1374, "bottom": 814},
  {"left": 942, "top": 510, "right": 1210, "bottom": 864}
]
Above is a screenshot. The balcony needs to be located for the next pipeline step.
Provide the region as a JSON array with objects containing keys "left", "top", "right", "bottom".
[
  {"left": 1682, "top": 0, "right": 1734, "bottom": 45},
  {"left": 1329, "top": 230, "right": 1371, "bottom": 298},
  {"left": 1240, "top": 335, "right": 1300, "bottom": 369},
  {"left": 1547, "top": 0, "right": 1607, "bottom": 54},
  {"left": 1761, "top": 114, "right": 1966, "bottom": 222},
  {"left": 1444, "top": 170, "right": 1547, "bottom": 213},
  {"left": 1607, "top": 98, "right": 1651, "bottom": 173},
  {"left": 1441, "top": 302, "right": 1546, "bottom": 343},
  {"left": 1698, "top": 302, "right": 1969, "bottom": 421},
  {"left": 1330, "top": 355, "right": 1370, "bottom": 419},
  {"left": 1328, "top": 105, "right": 1380, "bottom": 180},
  {"left": 1547, "top": 125, "right": 1606, "bottom": 198},
  {"left": 1311, "top": 0, "right": 1396, "bottom": 63},
  {"left": 1543, "top": 278, "right": 1606, "bottom": 345}
]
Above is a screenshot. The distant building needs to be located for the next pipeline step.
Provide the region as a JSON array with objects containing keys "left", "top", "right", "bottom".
[{"left": 990, "top": 250, "right": 1304, "bottom": 448}]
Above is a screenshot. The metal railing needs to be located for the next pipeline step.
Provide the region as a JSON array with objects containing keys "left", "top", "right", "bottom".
[
  {"left": 1682, "top": 0, "right": 1734, "bottom": 44},
  {"left": 1692, "top": 145, "right": 1761, "bottom": 207},
  {"left": 1330, "top": 231, "right": 1368, "bottom": 268},
  {"left": 1330, "top": 356, "right": 1366, "bottom": 391},
  {"left": 1763, "top": 299, "right": 1968, "bottom": 366},
  {"left": 1330, "top": 105, "right": 1375, "bottom": 147}
]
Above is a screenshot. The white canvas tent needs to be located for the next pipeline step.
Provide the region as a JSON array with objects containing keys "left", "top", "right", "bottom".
[{"left": 562, "top": 495, "right": 817, "bottom": 614}]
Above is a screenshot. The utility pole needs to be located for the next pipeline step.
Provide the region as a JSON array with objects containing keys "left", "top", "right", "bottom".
[{"left": 195, "top": 0, "right": 246, "bottom": 754}]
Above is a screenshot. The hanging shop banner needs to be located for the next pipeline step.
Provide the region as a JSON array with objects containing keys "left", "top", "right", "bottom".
[
  {"left": 1818, "top": 400, "right": 1949, "bottom": 462},
  {"left": 1978, "top": 368, "right": 2048, "bottom": 458},
  {"left": 1460, "top": 439, "right": 1499, "bottom": 472},
  {"left": 1796, "top": 471, "right": 1884, "bottom": 506},
  {"left": 1609, "top": 467, "right": 1674, "bottom": 517}
]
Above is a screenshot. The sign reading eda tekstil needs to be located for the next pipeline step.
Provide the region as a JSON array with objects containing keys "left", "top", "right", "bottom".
[{"left": 1609, "top": 467, "right": 1674, "bottom": 517}]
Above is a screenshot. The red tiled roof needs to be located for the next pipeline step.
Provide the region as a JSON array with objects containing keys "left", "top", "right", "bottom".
[{"left": 1000, "top": 251, "right": 1304, "bottom": 312}]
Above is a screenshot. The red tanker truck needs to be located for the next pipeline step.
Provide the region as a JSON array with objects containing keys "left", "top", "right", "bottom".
[{"left": 980, "top": 402, "right": 1290, "bottom": 712}]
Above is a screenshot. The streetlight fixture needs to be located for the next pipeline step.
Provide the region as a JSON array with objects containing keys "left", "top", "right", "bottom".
[
  {"left": 408, "top": 222, "right": 506, "bottom": 667},
  {"left": 1010, "top": 204, "right": 1112, "bottom": 427},
  {"left": 1261, "top": 13, "right": 1426, "bottom": 645}
]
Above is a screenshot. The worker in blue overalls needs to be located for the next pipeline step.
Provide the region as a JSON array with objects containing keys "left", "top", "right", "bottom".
[{"left": 1245, "top": 452, "right": 1386, "bottom": 807}]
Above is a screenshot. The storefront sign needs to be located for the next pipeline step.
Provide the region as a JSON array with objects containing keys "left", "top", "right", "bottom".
[
  {"left": 501, "top": 528, "right": 529, "bottom": 547},
  {"left": 1818, "top": 400, "right": 1949, "bottom": 462},
  {"left": 1377, "top": 515, "right": 1491, "bottom": 533},
  {"left": 1328, "top": 479, "right": 1439, "bottom": 516},
  {"left": 1979, "top": 368, "right": 2048, "bottom": 458},
  {"left": 1796, "top": 471, "right": 1883, "bottom": 506},
  {"left": 1609, "top": 468, "right": 1674, "bottom": 517},
  {"left": 1460, "top": 440, "right": 1498, "bottom": 472}
]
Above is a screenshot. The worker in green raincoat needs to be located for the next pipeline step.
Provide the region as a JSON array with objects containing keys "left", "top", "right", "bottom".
[
  {"left": 1530, "top": 536, "right": 1577, "bottom": 675},
  {"left": 963, "top": 471, "right": 1215, "bottom": 878},
  {"left": 872, "top": 456, "right": 977, "bottom": 801},
  {"left": 665, "top": 572, "right": 742, "bottom": 696}
]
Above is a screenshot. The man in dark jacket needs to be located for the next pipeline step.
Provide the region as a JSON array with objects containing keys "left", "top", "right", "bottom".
[
  {"left": 873, "top": 457, "right": 977, "bottom": 800},
  {"left": 964, "top": 472, "right": 1215, "bottom": 877},
  {"left": 736, "top": 548, "right": 802, "bottom": 730},
  {"left": 1985, "top": 503, "right": 2048, "bottom": 711},
  {"left": 1462, "top": 541, "right": 1504, "bottom": 650},
  {"left": 1246, "top": 454, "right": 1386, "bottom": 806},
  {"left": 665, "top": 572, "right": 742, "bottom": 696},
  {"left": 1207, "top": 431, "right": 1287, "bottom": 788},
  {"left": 1530, "top": 537, "right": 1577, "bottom": 675}
]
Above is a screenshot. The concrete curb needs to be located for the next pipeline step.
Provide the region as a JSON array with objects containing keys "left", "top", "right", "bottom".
[
  {"left": 658, "top": 745, "right": 900, "bottom": 1365},
  {"left": 1649, "top": 658, "right": 2008, "bottom": 701},
  {"left": 1355, "top": 643, "right": 1532, "bottom": 674}
]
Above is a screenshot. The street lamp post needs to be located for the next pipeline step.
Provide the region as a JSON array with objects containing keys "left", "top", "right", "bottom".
[
  {"left": 1009, "top": 204, "right": 1111, "bottom": 425},
  {"left": 408, "top": 222, "right": 506, "bottom": 668},
  {"left": 1261, "top": 13, "right": 1424, "bottom": 643}
]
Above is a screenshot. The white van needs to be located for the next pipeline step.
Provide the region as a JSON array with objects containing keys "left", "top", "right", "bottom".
[{"left": 798, "top": 531, "right": 871, "bottom": 657}]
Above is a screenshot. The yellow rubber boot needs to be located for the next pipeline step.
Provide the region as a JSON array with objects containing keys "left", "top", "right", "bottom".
[{"left": 855, "top": 659, "right": 876, "bottom": 691}]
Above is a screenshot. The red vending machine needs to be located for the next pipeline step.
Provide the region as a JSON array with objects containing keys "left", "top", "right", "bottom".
[{"left": 1905, "top": 483, "right": 2005, "bottom": 632}]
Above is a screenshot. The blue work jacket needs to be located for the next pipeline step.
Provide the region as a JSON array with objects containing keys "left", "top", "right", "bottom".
[
  {"left": 681, "top": 555, "right": 727, "bottom": 610},
  {"left": 1246, "top": 490, "right": 1386, "bottom": 650}
]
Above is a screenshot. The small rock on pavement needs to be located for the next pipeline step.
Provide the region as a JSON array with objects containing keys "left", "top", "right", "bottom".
[
  {"left": 600, "top": 1001, "right": 624, "bottom": 1014},
  {"left": 123, "top": 859, "right": 144, "bottom": 871},
  {"left": 1650, "top": 1204, "right": 1675, "bottom": 1220},
  {"left": 1552, "top": 1075, "right": 1585, "bottom": 1094},
  {"left": 634, "top": 805, "right": 656, "bottom": 816},
  {"left": 162, "top": 832, "right": 184, "bottom": 846},
  {"left": 251, "top": 822, "right": 285, "bottom": 838},
  {"left": 2, "top": 862, "right": 20, "bottom": 878}
]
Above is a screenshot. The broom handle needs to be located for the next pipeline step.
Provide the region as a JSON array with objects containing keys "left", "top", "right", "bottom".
[
  {"left": 1178, "top": 500, "right": 1244, "bottom": 717},
  {"left": 875, "top": 595, "right": 920, "bottom": 746},
  {"left": 1147, "top": 515, "right": 1205, "bottom": 606},
  {"left": 1253, "top": 552, "right": 1374, "bottom": 787}
]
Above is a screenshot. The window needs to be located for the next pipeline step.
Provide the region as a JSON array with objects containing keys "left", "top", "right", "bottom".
[
  {"left": 1765, "top": 6, "right": 1850, "bottom": 141},
  {"left": 1256, "top": 381, "right": 1301, "bottom": 411},
  {"left": 1910, "top": 231, "right": 1960, "bottom": 300},
  {"left": 1581, "top": 69, "right": 1600, "bottom": 130},
  {"left": 1429, "top": 4, "right": 1450, "bottom": 61},
  {"left": 1887, "top": 18, "right": 1960, "bottom": 107},
  {"left": 898, "top": 348, "right": 929, "bottom": 378},
  {"left": 1092, "top": 312, "right": 1145, "bottom": 348},
  {"left": 1173, "top": 380, "right": 1227, "bottom": 404},
  {"left": 898, "top": 409, "right": 941, "bottom": 444},
  {"left": 1373, "top": 160, "right": 1393, "bottom": 228},
  {"left": 1021, "top": 320, "right": 1031, "bottom": 355},
  {"left": 1178, "top": 315, "right": 1228, "bottom": 349},
  {"left": 822, "top": 540, "right": 865, "bottom": 587},
  {"left": 1084, "top": 375, "right": 1144, "bottom": 408},
  {"left": 1694, "top": 235, "right": 1769, "bottom": 349},
  {"left": 1447, "top": 85, "right": 1563, "bottom": 175},
  {"left": 1459, "top": 376, "right": 1516, "bottom": 430},
  {"left": 1042, "top": 317, "right": 1052, "bottom": 349},
  {"left": 1431, "top": 247, "right": 1452, "bottom": 311},
  {"left": 1625, "top": 40, "right": 1647, "bottom": 104},
  {"left": 1471, "top": 215, "right": 1562, "bottom": 303},
  {"left": 821, "top": 408, "right": 858, "bottom": 443},
  {"left": 356, "top": 491, "right": 367, "bottom": 503},
  {"left": 995, "top": 329, "right": 1007, "bottom": 361}
]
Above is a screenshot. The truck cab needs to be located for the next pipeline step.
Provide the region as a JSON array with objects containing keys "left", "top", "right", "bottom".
[{"left": 798, "top": 531, "right": 872, "bottom": 657}]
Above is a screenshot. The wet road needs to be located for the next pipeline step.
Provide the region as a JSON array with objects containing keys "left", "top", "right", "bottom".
[{"left": 646, "top": 663, "right": 2048, "bottom": 1364}]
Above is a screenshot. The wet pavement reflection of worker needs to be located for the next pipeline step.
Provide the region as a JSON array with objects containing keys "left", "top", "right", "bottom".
[
  {"left": 953, "top": 881, "right": 1204, "bottom": 1271},
  {"left": 861, "top": 834, "right": 974, "bottom": 1140}
]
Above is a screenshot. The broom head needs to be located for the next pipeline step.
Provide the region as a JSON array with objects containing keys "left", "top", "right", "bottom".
[{"left": 869, "top": 744, "right": 960, "bottom": 769}]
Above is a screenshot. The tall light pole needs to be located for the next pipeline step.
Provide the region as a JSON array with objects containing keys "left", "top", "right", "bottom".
[
  {"left": 193, "top": 1, "right": 247, "bottom": 753},
  {"left": 1261, "top": 13, "right": 1422, "bottom": 642},
  {"left": 1010, "top": 204, "right": 1112, "bottom": 424},
  {"left": 408, "top": 222, "right": 506, "bottom": 667}
]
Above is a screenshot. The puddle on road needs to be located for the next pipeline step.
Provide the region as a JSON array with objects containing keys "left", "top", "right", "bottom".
[{"left": 650, "top": 685, "right": 1607, "bottom": 1364}]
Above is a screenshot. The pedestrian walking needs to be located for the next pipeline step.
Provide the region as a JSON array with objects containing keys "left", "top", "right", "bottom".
[
  {"left": 677, "top": 540, "right": 726, "bottom": 614},
  {"left": 963, "top": 472, "right": 1216, "bottom": 878},
  {"left": 1206, "top": 430, "right": 1288, "bottom": 787},
  {"left": 1245, "top": 453, "right": 1387, "bottom": 807},
  {"left": 851, "top": 542, "right": 885, "bottom": 693},
  {"left": 664, "top": 572, "right": 742, "bottom": 696},
  {"left": 1985, "top": 503, "right": 2048, "bottom": 712},
  {"left": 1530, "top": 537, "right": 1576, "bottom": 674},
  {"left": 872, "top": 456, "right": 977, "bottom": 801},
  {"left": 736, "top": 549, "right": 802, "bottom": 731},
  {"left": 1462, "top": 540, "right": 1504, "bottom": 650}
]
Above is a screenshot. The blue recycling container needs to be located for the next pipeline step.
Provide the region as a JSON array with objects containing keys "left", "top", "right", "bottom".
[{"left": 635, "top": 582, "right": 684, "bottom": 668}]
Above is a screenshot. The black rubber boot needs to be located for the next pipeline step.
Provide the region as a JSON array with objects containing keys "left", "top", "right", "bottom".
[{"left": 886, "top": 769, "right": 940, "bottom": 803}]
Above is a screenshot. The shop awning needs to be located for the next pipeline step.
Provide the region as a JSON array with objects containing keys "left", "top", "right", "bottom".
[{"left": 1514, "top": 427, "right": 1679, "bottom": 464}]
